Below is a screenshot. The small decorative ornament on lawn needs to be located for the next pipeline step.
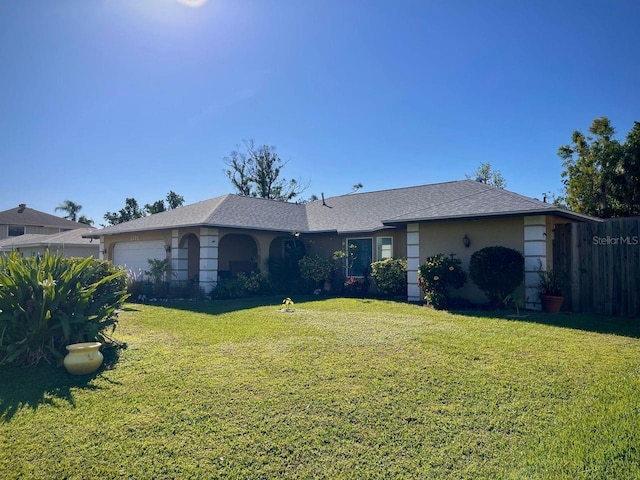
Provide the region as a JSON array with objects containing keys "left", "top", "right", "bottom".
[
  {"left": 281, "top": 297, "right": 295, "bottom": 312},
  {"left": 63, "top": 342, "right": 104, "bottom": 375}
]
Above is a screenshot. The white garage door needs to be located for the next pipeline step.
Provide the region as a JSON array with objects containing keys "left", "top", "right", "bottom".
[{"left": 112, "top": 241, "right": 166, "bottom": 278}]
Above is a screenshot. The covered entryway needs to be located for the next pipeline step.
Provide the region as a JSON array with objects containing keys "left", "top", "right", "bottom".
[
  {"left": 112, "top": 240, "right": 166, "bottom": 278},
  {"left": 181, "top": 233, "right": 200, "bottom": 281},
  {"left": 218, "top": 233, "right": 258, "bottom": 278}
]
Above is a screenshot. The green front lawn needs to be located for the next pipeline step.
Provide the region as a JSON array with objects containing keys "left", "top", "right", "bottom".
[{"left": 1, "top": 298, "right": 638, "bottom": 479}]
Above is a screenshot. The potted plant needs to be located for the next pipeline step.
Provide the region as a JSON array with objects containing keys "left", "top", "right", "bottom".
[{"left": 537, "top": 268, "right": 568, "bottom": 314}]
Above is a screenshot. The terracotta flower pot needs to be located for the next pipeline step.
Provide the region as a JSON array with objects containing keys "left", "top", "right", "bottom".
[
  {"left": 63, "top": 342, "right": 104, "bottom": 375},
  {"left": 541, "top": 294, "right": 564, "bottom": 314}
]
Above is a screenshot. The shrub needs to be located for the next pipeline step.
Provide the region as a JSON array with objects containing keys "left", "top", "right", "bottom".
[
  {"left": 145, "top": 258, "right": 171, "bottom": 284},
  {"left": 243, "top": 272, "right": 273, "bottom": 296},
  {"left": 298, "top": 255, "right": 334, "bottom": 289},
  {"left": 536, "top": 267, "right": 569, "bottom": 297},
  {"left": 78, "top": 258, "right": 127, "bottom": 303},
  {"left": 268, "top": 256, "right": 303, "bottom": 293},
  {"left": 127, "top": 279, "right": 153, "bottom": 301},
  {"left": 418, "top": 253, "right": 467, "bottom": 309},
  {"left": 469, "top": 246, "right": 524, "bottom": 307},
  {"left": 342, "top": 268, "right": 371, "bottom": 297},
  {"left": 210, "top": 272, "right": 273, "bottom": 299},
  {"left": 370, "top": 258, "right": 407, "bottom": 296},
  {"left": 0, "top": 252, "right": 129, "bottom": 366}
]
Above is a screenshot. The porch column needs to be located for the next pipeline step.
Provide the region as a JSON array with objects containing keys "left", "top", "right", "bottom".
[
  {"left": 171, "top": 230, "right": 188, "bottom": 282},
  {"left": 99, "top": 236, "right": 105, "bottom": 260},
  {"left": 407, "top": 223, "right": 421, "bottom": 302},
  {"left": 199, "top": 227, "right": 219, "bottom": 293},
  {"left": 524, "top": 216, "right": 547, "bottom": 310}
]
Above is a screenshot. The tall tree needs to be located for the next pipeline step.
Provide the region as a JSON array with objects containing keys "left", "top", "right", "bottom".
[
  {"left": 105, "top": 191, "right": 186, "bottom": 226},
  {"left": 55, "top": 200, "right": 83, "bottom": 222},
  {"left": 466, "top": 162, "right": 507, "bottom": 189},
  {"left": 144, "top": 200, "right": 166, "bottom": 215},
  {"left": 558, "top": 117, "right": 640, "bottom": 218},
  {"left": 224, "top": 140, "right": 306, "bottom": 201},
  {"left": 77, "top": 215, "right": 94, "bottom": 226},
  {"left": 104, "top": 198, "right": 146, "bottom": 226},
  {"left": 144, "top": 191, "right": 185, "bottom": 215},
  {"left": 166, "top": 190, "right": 185, "bottom": 210}
]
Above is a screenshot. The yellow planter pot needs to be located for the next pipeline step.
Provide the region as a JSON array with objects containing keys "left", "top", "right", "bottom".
[{"left": 63, "top": 342, "right": 104, "bottom": 375}]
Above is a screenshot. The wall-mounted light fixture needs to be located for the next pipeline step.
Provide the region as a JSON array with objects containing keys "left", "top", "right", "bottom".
[
  {"left": 165, "top": 244, "right": 172, "bottom": 253},
  {"left": 101, "top": 248, "right": 107, "bottom": 255},
  {"left": 463, "top": 234, "right": 471, "bottom": 248}
]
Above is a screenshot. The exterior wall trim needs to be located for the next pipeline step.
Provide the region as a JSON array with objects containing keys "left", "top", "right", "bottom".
[
  {"left": 524, "top": 216, "right": 546, "bottom": 310},
  {"left": 407, "top": 223, "right": 421, "bottom": 302}
]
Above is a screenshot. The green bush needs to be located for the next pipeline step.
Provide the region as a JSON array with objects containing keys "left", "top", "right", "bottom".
[
  {"left": 75, "top": 257, "right": 127, "bottom": 303},
  {"left": 298, "top": 255, "right": 334, "bottom": 289},
  {"left": 210, "top": 272, "right": 273, "bottom": 299},
  {"left": 370, "top": 258, "right": 407, "bottom": 296},
  {"left": 0, "top": 252, "right": 129, "bottom": 366},
  {"left": 127, "top": 279, "right": 153, "bottom": 301},
  {"left": 469, "top": 246, "right": 524, "bottom": 307},
  {"left": 418, "top": 254, "right": 467, "bottom": 309},
  {"left": 243, "top": 272, "right": 273, "bottom": 296}
]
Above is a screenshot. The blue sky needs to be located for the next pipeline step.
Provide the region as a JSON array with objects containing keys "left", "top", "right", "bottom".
[{"left": 1, "top": 0, "right": 639, "bottom": 226}]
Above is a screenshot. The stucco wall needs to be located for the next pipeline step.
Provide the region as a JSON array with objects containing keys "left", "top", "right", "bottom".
[
  {"left": 0, "top": 225, "right": 67, "bottom": 240},
  {"left": 103, "top": 230, "right": 172, "bottom": 261},
  {"left": 419, "top": 217, "right": 525, "bottom": 304},
  {"left": 303, "top": 230, "right": 407, "bottom": 274},
  {"left": 7, "top": 246, "right": 98, "bottom": 258}
]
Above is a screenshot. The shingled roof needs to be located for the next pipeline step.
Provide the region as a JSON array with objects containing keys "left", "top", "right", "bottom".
[
  {"left": 92, "top": 195, "right": 309, "bottom": 236},
  {"left": 91, "top": 180, "right": 595, "bottom": 237},
  {"left": 0, "top": 228, "right": 98, "bottom": 249},
  {"left": 0, "top": 204, "right": 84, "bottom": 229}
]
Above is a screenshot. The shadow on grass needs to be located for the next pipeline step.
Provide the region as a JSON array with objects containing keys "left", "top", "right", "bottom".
[
  {"left": 130, "top": 295, "right": 326, "bottom": 316},
  {"left": 453, "top": 309, "right": 640, "bottom": 338},
  {"left": 0, "top": 342, "right": 126, "bottom": 422}
]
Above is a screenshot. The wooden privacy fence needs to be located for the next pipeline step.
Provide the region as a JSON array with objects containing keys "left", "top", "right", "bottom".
[{"left": 553, "top": 218, "right": 640, "bottom": 317}]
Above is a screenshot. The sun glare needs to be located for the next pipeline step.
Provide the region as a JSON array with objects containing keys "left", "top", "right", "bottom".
[{"left": 177, "top": 0, "right": 208, "bottom": 7}]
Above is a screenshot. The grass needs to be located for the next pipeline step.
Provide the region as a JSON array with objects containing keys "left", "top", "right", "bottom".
[{"left": 1, "top": 297, "right": 638, "bottom": 479}]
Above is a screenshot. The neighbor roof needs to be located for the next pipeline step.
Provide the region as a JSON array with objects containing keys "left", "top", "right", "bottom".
[
  {"left": 0, "top": 204, "right": 84, "bottom": 229},
  {"left": 0, "top": 228, "right": 99, "bottom": 250},
  {"left": 90, "top": 180, "right": 597, "bottom": 237}
]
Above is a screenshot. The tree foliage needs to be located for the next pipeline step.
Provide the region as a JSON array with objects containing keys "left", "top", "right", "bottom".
[
  {"left": 104, "top": 197, "right": 146, "bottom": 226},
  {"left": 466, "top": 162, "right": 507, "bottom": 189},
  {"left": 55, "top": 200, "right": 83, "bottom": 222},
  {"left": 104, "top": 191, "right": 185, "bottom": 226},
  {"left": 558, "top": 117, "right": 640, "bottom": 218},
  {"left": 224, "top": 140, "right": 306, "bottom": 201},
  {"left": 77, "top": 215, "right": 94, "bottom": 226},
  {"left": 144, "top": 190, "right": 185, "bottom": 214}
]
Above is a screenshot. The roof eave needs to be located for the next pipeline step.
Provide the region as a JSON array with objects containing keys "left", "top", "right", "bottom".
[
  {"left": 382, "top": 209, "right": 601, "bottom": 225},
  {"left": 87, "top": 222, "right": 312, "bottom": 237}
]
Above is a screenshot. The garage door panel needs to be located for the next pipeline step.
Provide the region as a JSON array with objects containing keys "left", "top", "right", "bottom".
[{"left": 113, "top": 241, "right": 166, "bottom": 277}]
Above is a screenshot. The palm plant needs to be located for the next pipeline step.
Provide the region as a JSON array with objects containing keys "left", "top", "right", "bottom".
[{"left": 55, "top": 200, "right": 82, "bottom": 222}]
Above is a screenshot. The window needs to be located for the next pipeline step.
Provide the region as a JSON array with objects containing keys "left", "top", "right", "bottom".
[
  {"left": 8, "top": 225, "right": 25, "bottom": 237},
  {"left": 377, "top": 237, "right": 393, "bottom": 260},
  {"left": 346, "top": 238, "right": 373, "bottom": 277}
]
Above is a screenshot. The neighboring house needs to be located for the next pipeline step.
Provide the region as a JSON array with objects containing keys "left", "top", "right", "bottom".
[
  {"left": 0, "top": 203, "right": 84, "bottom": 240},
  {"left": 0, "top": 228, "right": 100, "bottom": 258},
  {"left": 87, "top": 180, "right": 596, "bottom": 309}
]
